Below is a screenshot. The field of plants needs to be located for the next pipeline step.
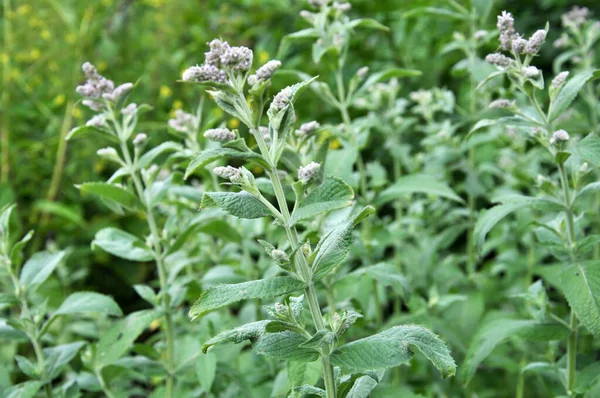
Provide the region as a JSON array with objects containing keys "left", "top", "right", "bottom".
[{"left": 2, "top": 0, "right": 600, "bottom": 397}]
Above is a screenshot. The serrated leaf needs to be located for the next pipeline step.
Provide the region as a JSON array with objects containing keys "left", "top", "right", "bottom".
[
  {"left": 573, "top": 134, "right": 600, "bottom": 168},
  {"left": 549, "top": 70, "right": 600, "bottom": 121},
  {"left": 92, "top": 227, "right": 153, "bottom": 262},
  {"left": 189, "top": 277, "right": 306, "bottom": 320},
  {"left": 77, "top": 182, "right": 141, "bottom": 211},
  {"left": 55, "top": 292, "right": 122, "bottom": 317},
  {"left": 202, "top": 320, "right": 270, "bottom": 353},
  {"left": 311, "top": 206, "right": 374, "bottom": 281},
  {"left": 293, "top": 385, "right": 326, "bottom": 397},
  {"left": 95, "top": 310, "right": 158, "bottom": 369},
  {"left": 253, "top": 330, "right": 319, "bottom": 362},
  {"left": 299, "top": 330, "right": 335, "bottom": 349},
  {"left": 200, "top": 191, "right": 272, "bottom": 219},
  {"left": 461, "top": 318, "right": 569, "bottom": 384},
  {"left": 184, "top": 148, "right": 267, "bottom": 179},
  {"left": 375, "top": 174, "right": 463, "bottom": 206},
  {"left": 19, "top": 250, "right": 67, "bottom": 291},
  {"left": 330, "top": 325, "right": 456, "bottom": 377},
  {"left": 560, "top": 262, "right": 600, "bottom": 337},
  {"left": 290, "top": 176, "right": 354, "bottom": 225}
]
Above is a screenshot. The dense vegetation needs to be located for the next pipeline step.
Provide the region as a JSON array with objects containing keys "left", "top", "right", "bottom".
[{"left": 1, "top": 0, "right": 600, "bottom": 397}]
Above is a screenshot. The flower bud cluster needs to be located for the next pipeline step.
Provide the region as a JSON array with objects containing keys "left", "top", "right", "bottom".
[
  {"left": 549, "top": 129, "right": 569, "bottom": 145},
  {"left": 203, "top": 128, "right": 236, "bottom": 142},
  {"left": 182, "top": 38, "right": 253, "bottom": 83},
  {"left": 298, "top": 162, "right": 320, "bottom": 184},
  {"left": 248, "top": 60, "right": 281, "bottom": 85},
  {"left": 551, "top": 72, "right": 569, "bottom": 89},
  {"left": 168, "top": 109, "right": 199, "bottom": 135},
  {"left": 76, "top": 62, "right": 133, "bottom": 111},
  {"left": 297, "top": 121, "right": 320, "bottom": 136},
  {"left": 270, "top": 86, "right": 293, "bottom": 112}
]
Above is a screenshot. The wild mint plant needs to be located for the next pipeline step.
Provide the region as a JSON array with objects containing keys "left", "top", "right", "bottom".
[
  {"left": 466, "top": 10, "right": 600, "bottom": 396},
  {"left": 181, "top": 36, "right": 456, "bottom": 397}
]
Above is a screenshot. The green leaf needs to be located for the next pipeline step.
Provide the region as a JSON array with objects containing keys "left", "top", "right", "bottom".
[
  {"left": 138, "top": 141, "right": 182, "bottom": 169},
  {"left": 278, "top": 28, "right": 320, "bottom": 57},
  {"left": 184, "top": 148, "right": 268, "bottom": 179},
  {"left": 92, "top": 228, "right": 153, "bottom": 262},
  {"left": 254, "top": 331, "right": 319, "bottom": 362},
  {"left": 196, "top": 352, "right": 217, "bottom": 392},
  {"left": 375, "top": 174, "right": 463, "bottom": 206},
  {"left": 299, "top": 330, "right": 335, "bottom": 349},
  {"left": 77, "top": 182, "right": 141, "bottom": 211},
  {"left": 43, "top": 342, "right": 85, "bottom": 379},
  {"left": 474, "top": 196, "right": 560, "bottom": 253},
  {"left": 356, "top": 68, "right": 421, "bottom": 96},
  {"left": 347, "top": 18, "right": 389, "bottom": 31},
  {"left": 560, "top": 262, "right": 600, "bottom": 337},
  {"left": 65, "top": 125, "right": 112, "bottom": 141},
  {"left": 189, "top": 277, "right": 306, "bottom": 320},
  {"left": 55, "top": 292, "right": 122, "bottom": 317},
  {"left": 346, "top": 375, "right": 379, "bottom": 398},
  {"left": 33, "top": 200, "right": 86, "bottom": 227},
  {"left": 330, "top": 325, "right": 456, "bottom": 377},
  {"left": 461, "top": 318, "right": 569, "bottom": 384},
  {"left": 403, "top": 7, "right": 468, "bottom": 20},
  {"left": 19, "top": 250, "right": 67, "bottom": 291},
  {"left": 293, "top": 385, "right": 326, "bottom": 397},
  {"left": 549, "top": 70, "right": 600, "bottom": 121},
  {"left": 573, "top": 134, "right": 600, "bottom": 168},
  {"left": 467, "top": 119, "right": 497, "bottom": 138},
  {"left": 202, "top": 320, "right": 270, "bottom": 353},
  {"left": 200, "top": 191, "right": 272, "bottom": 219},
  {"left": 573, "top": 361, "right": 600, "bottom": 393},
  {"left": 290, "top": 176, "right": 354, "bottom": 225},
  {"left": 1, "top": 381, "right": 44, "bottom": 398},
  {"left": 311, "top": 206, "right": 375, "bottom": 281},
  {"left": 133, "top": 284, "right": 158, "bottom": 305},
  {"left": 95, "top": 310, "right": 158, "bottom": 369}
]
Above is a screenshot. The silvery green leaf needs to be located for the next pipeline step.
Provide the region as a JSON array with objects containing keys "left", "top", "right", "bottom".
[
  {"left": 43, "top": 341, "right": 86, "bottom": 379},
  {"left": 573, "top": 361, "right": 600, "bottom": 394},
  {"left": 346, "top": 374, "right": 379, "bottom": 398},
  {"left": 138, "top": 141, "right": 183, "bottom": 169},
  {"left": 573, "top": 134, "right": 600, "bottom": 168},
  {"left": 299, "top": 329, "right": 335, "bottom": 349},
  {"left": 1, "top": 381, "right": 44, "bottom": 398},
  {"left": 133, "top": 284, "right": 158, "bottom": 306},
  {"left": 209, "top": 90, "right": 253, "bottom": 127},
  {"left": 55, "top": 292, "right": 122, "bottom": 317},
  {"left": 559, "top": 262, "right": 600, "bottom": 338},
  {"left": 184, "top": 148, "right": 268, "bottom": 180},
  {"left": 200, "top": 191, "right": 272, "bottom": 219},
  {"left": 292, "top": 385, "right": 326, "bottom": 397},
  {"left": 549, "top": 69, "right": 600, "bottom": 121},
  {"left": 92, "top": 228, "right": 153, "bottom": 262},
  {"left": 19, "top": 250, "right": 67, "bottom": 291},
  {"left": 66, "top": 125, "right": 115, "bottom": 141},
  {"left": 330, "top": 325, "right": 456, "bottom": 378},
  {"left": 290, "top": 176, "right": 354, "bottom": 225},
  {"left": 253, "top": 330, "right": 319, "bottom": 362},
  {"left": 356, "top": 68, "right": 421, "bottom": 97},
  {"left": 311, "top": 206, "right": 375, "bottom": 281},
  {"left": 196, "top": 352, "right": 217, "bottom": 392},
  {"left": 461, "top": 317, "right": 569, "bottom": 384},
  {"left": 202, "top": 320, "right": 270, "bottom": 353},
  {"left": 375, "top": 174, "right": 463, "bottom": 206},
  {"left": 278, "top": 28, "right": 320, "bottom": 58},
  {"left": 15, "top": 356, "right": 37, "bottom": 379},
  {"left": 77, "top": 182, "right": 142, "bottom": 211},
  {"left": 189, "top": 277, "right": 306, "bottom": 320}
]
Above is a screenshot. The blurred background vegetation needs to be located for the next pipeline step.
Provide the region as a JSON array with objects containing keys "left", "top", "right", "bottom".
[{"left": 0, "top": 0, "right": 598, "bottom": 311}]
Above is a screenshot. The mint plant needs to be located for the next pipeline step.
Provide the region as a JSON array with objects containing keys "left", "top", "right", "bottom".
[{"left": 181, "top": 32, "right": 456, "bottom": 397}]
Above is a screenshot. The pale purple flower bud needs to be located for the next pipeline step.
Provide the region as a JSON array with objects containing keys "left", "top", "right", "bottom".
[
  {"left": 203, "top": 128, "right": 236, "bottom": 142},
  {"left": 205, "top": 39, "right": 229, "bottom": 66},
  {"left": 86, "top": 114, "right": 106, "bottom": 128},
  {"left": 271, "top": 249, "right": 290, "bottom": 264},
  {"left": 489, "top": 99, "right": 514, "bottom": 109},
  {"left": 579, "top": 162, "right": 589, "bottom": 173},
  {"left": 562, "top": 6, "right": 589, "bottom": 28},
  {"left": 553, "top": 34, "right": 569, "bottom": 49},
  {"left": 552, "top": 72, "right": 569, "bottom": 88},
  {"left": 255, "top": 60, "right": 281, "bottom": 80},
  {"left": 299, "top": 10, "right": 315, "bottom": 22},
  {"left": 213, "top": 165, "right": 241, "bottom": 180},
  {"left": 474, "top": 30, "right": 488, "bottom": 40},
  {"left": 103, "top": 82, "right": 134, "bottom": 102},
  {"left": 168, "top": 110, "right": 198, "bottom": 134},
  {"left": 485, "top": 53, "right": 513, "bottom": 67},
  {"left": 133, "top": 133, "right": 147, "bottom": 146},
  {"left": 522, "top": 66, "right": 540, "bottom": 78},
  {"left": 497, "top": 11, "right": 516, "bottom": 50},
  {"left": 511, "top": 36, "right": 528, "bottom": 54},
  {"left": 333, "top": 1, "right": 351, "bottom": 12},
  {"left": 220, "top": 46, "right": 253, "bottom": 71},
  {"left": 82, "top": 62, "right": 98, "bottom": 79},
  {"left": 82, "top": 99, "right": 103, "bottom": 111},
  {"left": 97, "top": 147, "right": 118, "bottom": 157},
  {"left": 270, "top": 86, "right": 293, "bottom": 111},
  {"left": 298, "top": 120, "right": 320, "bottom": 135},
  {"left": 182, "top": 64, "right": 227, "bottom": 83},
  {"left": 298, "top": 161, "right": 320, "bottom": 184},
  {"left": 122, "top": 103, "right": 138, "bottom": 116},
  {"left": 356, "top": 66, "right": 369, "bottom": 79},
  {"left": 550, "top": 129, "right": 569, "bottom": 144},
  {"left": 525, "top": 29, "right": 547, "bottom": 54}
]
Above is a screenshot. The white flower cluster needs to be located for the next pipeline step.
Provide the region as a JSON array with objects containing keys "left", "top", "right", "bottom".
[
  {"left": 182, "top": 38, "right": 253, "bottom": 83},
  {"left": 550, "top": 129, "right": 570, "bottom": 145},
  {"left": 489, "top": 10, "right": 547, "bottom": 62},
  {"left": 76, "top": 62, "right": 134, "bottom": 111},
  {"left": 168, "top": 109, "right": 199, "bottom": 135},
  {"left": 213, "top": 166, "right": 241, "bottom": 180},
  {"left": 270, "top": 86, "right": 293, "bottom": 112},
  {"left": 298, "top": 162, "right": 320, "bottom": 184},
  {"left": 489, "top": 99, "right": 514, "bottom": 109},
  {"left": 248, "top": 60, "right": 282, "bottom": 85},
  {"left": 298, "top": 121, "right": 320, "bottom": 135},
  {"left": 485, "top": 53, "right": 513, "bottom": 67},
  {"left": 561, "top": 6, "right": 589, "bottom": 28},
  {"left": 203, "top": 128, "right": 236, "bottom": 142}
]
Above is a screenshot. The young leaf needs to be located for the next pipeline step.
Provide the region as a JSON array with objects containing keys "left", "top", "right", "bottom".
[
  {"left": 461, "top": 318, "right": 569, "bottom": 384},
  {"left": 54, "top": 292, "right": 122, "bottom": 317},
  {"left": 189, "top": 277, "right": 306, "bottom": 320},
  {"left": 202, "top": 320, "right": 271, "bottom": 353},
  {"left": 290, "top": 176, "right": 354, "bottom": 225},
  {"left": 311, "top": 206, "right": 375, "bottom": 281},
  {"left": 77, "top": 182, "right": 142, "bottom": 211},
  {"left": 356, "top": 68, "right": 421, "bottom": 96},
  {"left": 19, "top": 250, "right": 67, "bottom": 291},
  {"left": 200, "top": 191, "right": 272, "bottom": 219},
  {"left": 560, "top": 262, "right": 600, "bottom": 337},
  {"left": 347, "top": 18, "right": 389, "bottom": 31},
  {"left": 138, "top": 141, "right": 182, "bottom": 169},
  {"left": 573, "top": 134, "right": 600, "bottom": 168},
  {"left": 375, "top": 174, "right": 463, "bottom": 206},
  {"left": 184, "top": 148, "right": 268, "bottom": 179},
  {"left": 549, "top": 69, "right": 600, "bottom": 121},
  {"left": 92, "top": 228, "right": 154, "bottom": 262},
  {"left": 330, "top": 325, "right": 456, "bottom": 377},
  {"left": 43, "top": 341, "right": 86, "bottom": 379},
  {"left": 253, "top": 330, "right": 319, "bottom": 362}
]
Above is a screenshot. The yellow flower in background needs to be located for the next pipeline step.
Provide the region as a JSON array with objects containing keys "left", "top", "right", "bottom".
[
  {"left": 102, "top": 0, "right": 113, "bottom": 6},
  {"left": 49, "top": 62, "right": 59, "bottom": 72},
  {"left": 259, "top": 50, "right": 270, "bottom": 64},
  {"left": 228, "top": 119, "right": 240, "bottom": 129},
  {"left": 329, "top": 138, "right": 341, "bottom": 150},
  {"left": 66, "top": 33, "right": 76, "bottom": 44},
  {"left": 54, "top": 95, "right": 66, "bottom": 107},
  {"left": 17, "top": 4, "right": 31, "bottom": 15},
  {"left": 28, "top": 17, "right": 42, "bottom": 27},
  {"left": 72, "top": 108, "right": 83, "bottom": 119},
  {"left": 252, "top": 166, "right": 264, "bottom": 175},
  {"left": 97, "top": 61, "right": 107, "bottom": 72},
  {"left": 41, "top": 30, "right": 51, "bottom": 41},
  {"left": 1, "top": 53, "right": 8, "bottom": 65},
  {"left": 150, "top": 319, "right": 161, "bottom": 330},
  {"left": 94, "top": 161, "right": 105, "bottom": 173},
  {"left": 159, "top": 85, "right": 172, "bottom": 99},
  {"left": 30, "top": 48, "right": 41, "bottom": 61}
]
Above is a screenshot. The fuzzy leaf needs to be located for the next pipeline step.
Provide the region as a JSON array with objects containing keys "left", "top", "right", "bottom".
[
  {"left": 77, "top": 182, "right": 142, "bottom": 211},
  {"left": 330, "top": 325, "right": 456, "bottom": 377},
  {"left": 376, "top": 174, "right": 463, "bottom": 205},
  {"left": 184, "top": 148, "right": 267, "bottom": 179},
  {"left": 189, "top": 277, "right": 306, "bottom": 320},
  {"left": 346, "top": 375, "right": 379, "bottom": 398},
  {"left": 290, "top": 176, "right": 354, "bottom": 225},
  {"left": 573, "top": 134, "right": 600, "bottom": 168},
  {"left": 202, "top": 320, "right": 271, "bottom": 353},
  {"left": 356, "top": 68, "right": 421, "bottom": 96},
  {"left": 92, "top": 227, "right": 153, "bottom": 262},
  {"left": 253, "top": 330, "right": 319, "bottom": 362},
  {"left": 138, "top": 141, "right": 182, "bottom": 169},
  {"left": 200, "top": 191, "right": 272, "bottom": 219},
  {"left": 348, "top": 18, "right": 389, "bottom": 31},
  {"left": 560, "top": 262, "right": 600, "bottom": 337},
  {"left": 549, "top": 70, "right": 600, "bottom": 121},
  {"left": 55, "top": 292, "right": 122, "bottom": 317},
  {"left": 43, "top": 342, "right": 86, "bottom": 379},
  {"left": 19, "top": 250, "right": 67, "bottom": 291},
  {"left": 1, "top": 381, "right": 44, "bottom": 398}
]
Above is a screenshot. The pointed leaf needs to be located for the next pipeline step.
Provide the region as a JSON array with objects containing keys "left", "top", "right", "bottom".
[
  {"left": 43, "top": 342, "right": 85, "bottom": 379},
  {"left": 138, "top": 141, "right": 183, "bottom": 169},
  {"left": 573, "top": 134, "right": 600, "bottom": 168},
  {"left": 19, "top": 251, "right": 67, "bottom": 291},
  {"left": 184, "top": 148, "right": 267, "bottom": 179},
  {"left": 77, "top": 182, "right": 141, "bottom": 211},
  {"left": 376, "top": 174, "right": 463, "bottom": 206},
  {"left": 55, "top": 292, "right": 122, "bottom": 317},
  {"left": 92, "top": 228, "right": 153, "bottom": 261},
  {"left": 202, "top": 320, "right": 271, "bottom": 353},
  {"left": 560, "top": 262, "right": 600, "bottom": 337},
  {"left": 549, "top": 69, "right": 600, "bottom": 121},
  {"left": 200, "top": 191, "right": 272, "bottom": 219},
  {"left": 346, "top": 375, "right": 379, "bottom": 398},
  {"left": 253, "top": 330, "right": 319, "bottom": 362},
  {"left": 291, "top": 176, "right": 354, "bottom": 225}
]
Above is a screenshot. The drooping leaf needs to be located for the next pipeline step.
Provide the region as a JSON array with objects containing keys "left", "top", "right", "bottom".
[
  {"left": 200, "top": 191, "right": 272, "bottom": 219},
  {"left": 77, "top": 182, "right": 142, "bottom": 211},
  {"left": 330, "top": 325, "right": 456, "bottom": 377},
  {"left": 375, "top": 174, "right": 463, "bottom": 206},
  {"left": 290, "top": 176, "right": 354, "bottom": 225},
  {"left": 189, "top": 277, "right": 306, "bottom": 320},
  {"left": 253, "top": 330, "right": 319, "bottom": 362},
  {"left": 184, "top": 148, "right": 267, "bottom": 179},
  {"left": 19, "top": 251, "right": 67, "bottom": 291},
  {"left": 560, "top": 262, "right": 600, "bottom": 337},
  {"left": 347, "top": 18, "right": 389, "bottom": 31},
  {"left": 461, "top": 317, "right": 569, "bottom": 384},
  {"left": 549, "top": 69, "right": 600, "bottom": 121},
  {"left": 202, "top": 320, "right": 271, "bottom": 353},
  {"left": 55, "top": 292, "right": 122, "bottom": 317},
  {"left": 92, "top": 228, "right": 153, "bottom": 262}
]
